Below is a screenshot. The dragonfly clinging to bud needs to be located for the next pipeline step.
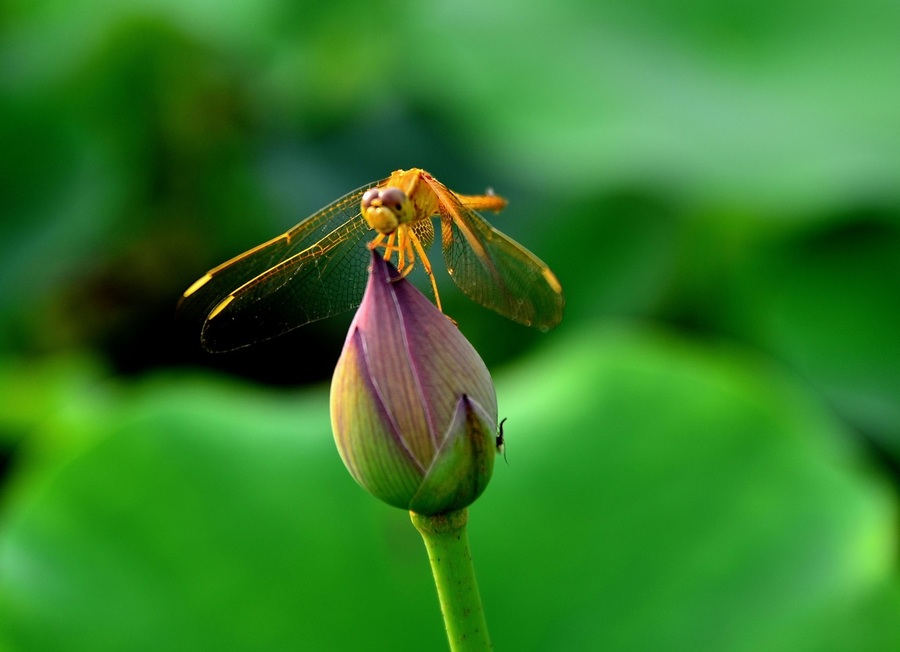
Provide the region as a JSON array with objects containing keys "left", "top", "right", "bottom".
[{"left": 179, "top": 168, "right": 564, "bottom": 351}]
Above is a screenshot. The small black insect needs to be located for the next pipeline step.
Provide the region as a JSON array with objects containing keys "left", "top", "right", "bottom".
[{"left": 496, "top": 417, "right": 508, "bottom": 464}]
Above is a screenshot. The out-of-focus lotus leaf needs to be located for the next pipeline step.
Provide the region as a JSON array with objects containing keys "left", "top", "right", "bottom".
[
  {"left": 406, "top": 0, "right": 900, "bottom": 213},
  {"left": 0, "top": 326, "right": 895, "bottom": 651},
  {"left": 719, "top": 219, "right": 900, "bottom": 463}
]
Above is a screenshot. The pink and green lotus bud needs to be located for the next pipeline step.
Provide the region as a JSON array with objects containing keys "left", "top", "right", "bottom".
[{"left": 330, "top": 251, "right": 499, "bottom": 515}]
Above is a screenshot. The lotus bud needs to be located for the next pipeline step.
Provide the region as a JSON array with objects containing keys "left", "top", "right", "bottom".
[{"left": 330, "top": 251, "right": 499, "bottom": 515}]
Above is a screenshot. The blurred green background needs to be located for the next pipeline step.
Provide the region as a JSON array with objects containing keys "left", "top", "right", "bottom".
[{"left": 1, "top": 0, "right": 899, "bottom": 650}]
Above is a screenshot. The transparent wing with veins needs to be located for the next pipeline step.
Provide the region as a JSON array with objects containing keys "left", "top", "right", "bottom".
[
  {"left": 429, "top": 183, "right": 565, "bottom": 332},
  {"left": 178, "top": 181, "right": 383, "bottom": 352}
]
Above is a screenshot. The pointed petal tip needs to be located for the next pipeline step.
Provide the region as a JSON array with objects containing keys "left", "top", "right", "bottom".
[{"left": 408, "top": 394, "right": 497, "bottom": 515}]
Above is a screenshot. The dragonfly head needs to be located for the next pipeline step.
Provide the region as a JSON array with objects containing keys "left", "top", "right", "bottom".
[{"left": 361, "top": 186, "right": 414, "bottom": 234}]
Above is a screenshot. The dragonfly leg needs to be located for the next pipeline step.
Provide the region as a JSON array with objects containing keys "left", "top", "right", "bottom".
[
  {"left": 393, "top": 226, "right": 416, "bottom": 277},
  {"left": 396, "top": 228, "right": 407, "bottom": 271},
  {"left": 369, "top": 232, "right": 387, "bottom": 251},
  {"left": 372, "top": 225, "right": 441, "bottom": 314},
  {"left": 370, "top": 232, "right": 398, "bottom": 261},
  {"left": 409, "top": 229, "right": 443, "bottom": 313},
  {"left": 379, "top": 232, "right": 399, "bottom": 263}
]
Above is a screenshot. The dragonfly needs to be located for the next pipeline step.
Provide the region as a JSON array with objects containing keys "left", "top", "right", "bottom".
[{"left": 179, "top": 168, "right": 564, "bottom": 351}]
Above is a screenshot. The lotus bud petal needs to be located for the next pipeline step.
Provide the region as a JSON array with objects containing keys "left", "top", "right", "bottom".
[{"left": 330, "top": 251, "right": 499, "bottom": 514}]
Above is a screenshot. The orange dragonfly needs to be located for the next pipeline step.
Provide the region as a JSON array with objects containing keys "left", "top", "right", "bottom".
[{"left": 180, "top": 168, "right": 564, "bottom": 351}]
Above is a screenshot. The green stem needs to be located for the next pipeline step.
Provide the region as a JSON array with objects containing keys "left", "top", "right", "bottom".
[{"left": 410, "top": 508, "right": 492, "bottom": 651}]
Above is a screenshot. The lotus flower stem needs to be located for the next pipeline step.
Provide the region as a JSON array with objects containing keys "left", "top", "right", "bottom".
[{"left": 410, "top": 508, "right": 492, "bottom": 651}]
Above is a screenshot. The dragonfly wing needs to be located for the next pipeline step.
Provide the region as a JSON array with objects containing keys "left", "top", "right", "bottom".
[
  {"left": 439, "top": 200, "right": 564, "bottom": 331},
  {"left": 411, "top": 216, "right": 435, "bottom": 250},
  {"left": 200, "top": 213, "right": 373, "bottom": 351},
  {"left": 178, "top": 182, "right": 379, "bottom": 351}
]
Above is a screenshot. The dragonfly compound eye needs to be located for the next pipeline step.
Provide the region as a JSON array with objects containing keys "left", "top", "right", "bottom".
[
  {"left": 361, "top": 187, "right": 381, "bottom": 210},
  {"left": 379, "top": 187, "right": 408, "bottom": 212}
]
